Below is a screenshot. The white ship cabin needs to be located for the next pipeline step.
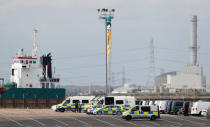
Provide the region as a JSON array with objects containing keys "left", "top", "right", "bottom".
[
  {"left": 11, "top": 49, "right": 42, "bottom": 88},
  {"left": 10, "top": 29, "right": 59, "bottom": 88},
  {"left": 10, "top": 49, "right": 59, "bottom": 88}
]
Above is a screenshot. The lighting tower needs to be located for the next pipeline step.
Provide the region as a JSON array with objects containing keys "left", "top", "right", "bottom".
[{"left": 97, "top": 8, "right": 115, "bottom": 96}]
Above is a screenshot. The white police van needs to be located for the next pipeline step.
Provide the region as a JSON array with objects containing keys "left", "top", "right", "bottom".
[{"left": 122, "top": 105, "right": 160, "bottom": 121}]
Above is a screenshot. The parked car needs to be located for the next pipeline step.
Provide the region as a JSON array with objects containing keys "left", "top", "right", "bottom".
[
  {"left": 177, "top": 101, "right": 191, "bottom": 116},
  {"left": 170, "top": 101, "right": 184, "bottom": 115},
  {"left": 87, "top": 105, "right": 104, "bottom": 114},
  {"left": 188, "top": 101, "right": 194, "bottom": 115},
  {"left": 166, "top": 101, "right": 173, "bottom": 114},
  {"left": 164, "top": 100, "right": 171, "bottom": 113},
  {"left": 93, "top": 105, "right": 124, "bottom": 115},
  {"left": 191, "top": 101, "right": 210, "bottom": 116},
  {"left": 201, "top": 109, "right": 208, "bottom": 116},
  {"left": 207, "top": 107, "right": 210, "bottom": 119}
]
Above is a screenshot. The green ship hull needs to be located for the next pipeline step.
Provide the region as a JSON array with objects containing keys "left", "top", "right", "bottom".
[{"left": 0, "top": 88, "right": 65, "bottom": 99}]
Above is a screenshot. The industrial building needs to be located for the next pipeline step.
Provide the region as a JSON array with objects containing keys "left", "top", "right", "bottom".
[
  {"left": 167, "top": 66, "right": 206, "bottom": 92},
  {"left": 154, "top": 15, "right": 206, "bottom": 93},
  {"left": 112, "top": 83, "right": 137, "bottom": 94}
]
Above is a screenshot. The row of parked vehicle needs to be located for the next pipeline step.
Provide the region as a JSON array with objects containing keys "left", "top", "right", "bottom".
[
  {"left": 84, "top": 104, "right": 160, "bottom": 121},
  {"left": 142, "top": 100, "right": 210, "bottom": 118},
  {"left": 51, "top": 96, "right": 210, "bottom": 119}
]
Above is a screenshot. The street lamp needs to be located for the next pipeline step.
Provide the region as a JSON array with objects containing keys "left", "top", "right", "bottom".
[{"left": 97, "top": 8, "right": 115, "bottom": 96}]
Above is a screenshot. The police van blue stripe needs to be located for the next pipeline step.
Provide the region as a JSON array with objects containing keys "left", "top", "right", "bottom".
[{"left": 104, "top": 111, "right": 108, "bottom": 114}]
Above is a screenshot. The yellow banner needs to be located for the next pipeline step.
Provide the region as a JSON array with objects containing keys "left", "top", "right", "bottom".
[{"left": 106, "top": 23, "right": 111, "bottom": 65}]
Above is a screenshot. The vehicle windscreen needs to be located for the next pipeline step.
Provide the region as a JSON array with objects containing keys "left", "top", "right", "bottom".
[
  {"left": 175, "top": 102, "right": 183, "bottom": 106},
  {"left": 131, "top": 106, "right": 139, "bottom": 111},
  {"left": 62, "top": 99, "right": 70, "bottom": 105}
]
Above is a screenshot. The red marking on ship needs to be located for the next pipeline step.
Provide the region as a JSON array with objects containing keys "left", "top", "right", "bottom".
[{"left": 12, "top": 57, "right": 37, "bottom": 60}]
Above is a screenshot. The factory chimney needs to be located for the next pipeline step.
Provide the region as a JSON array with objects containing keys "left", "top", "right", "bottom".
[{"left": 189, "top": 15, "right": 198, "bottom": 66}]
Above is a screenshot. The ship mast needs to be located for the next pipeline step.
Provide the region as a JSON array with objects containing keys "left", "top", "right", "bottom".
[{"left": 32, "top": 28, "right": 38, "bottom": 58}]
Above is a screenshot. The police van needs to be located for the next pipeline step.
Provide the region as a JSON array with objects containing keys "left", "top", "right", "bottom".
[
  {"left": 105, "top": 96, "right": 135, "bottom": 110},
  {"left": 52, "top": 95, "right": 136, "bottom": 112},
  {"left": 51, "top": 96, "right": 96, "bottom": 112},
  {"left": 122, "top": 105, "right": 160, "bottom": 121}
]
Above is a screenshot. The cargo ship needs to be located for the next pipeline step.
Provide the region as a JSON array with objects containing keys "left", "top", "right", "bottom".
[{"left": 0, "top": 29, "right": 65, "bottom": 108}]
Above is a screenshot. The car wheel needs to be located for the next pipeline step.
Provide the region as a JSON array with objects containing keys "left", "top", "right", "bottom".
[
  {"left": 59, "top": 108, "right": 65, "bottom": 112},
  {"left": 198, "top": 111, "right": 202, "bottom": 116},
  {"left": 116, "top": 111, "right": 122, "bottom": 115},
  {"left": 150, "top": 115, "right": 156, "bottom": 121},
  {"left": 125, "top": 115, "right": 131, "bottom": 121}
]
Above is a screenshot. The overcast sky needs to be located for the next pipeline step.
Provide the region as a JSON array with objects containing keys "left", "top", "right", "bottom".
[{"left": 0, "top": 0, "right": 210, "bottom": 86}]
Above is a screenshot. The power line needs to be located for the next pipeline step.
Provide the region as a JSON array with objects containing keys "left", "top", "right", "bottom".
[
  {"left": 56, "top": 56, "right": 149, "bottom": 71},
  {"left": 62, "top": 67, "right": 149, "bottom": 84},
  {"left": 156, "top": 46, "right": 210, "bottom": 56},
  {"left": 53, "top": 47, "right": 148, "bottom": 60},
  {"left": 60, "top": 67, "right": 150, "bottom": 81},
  {"left": 53, "top": 46, "right": 210, "bottom": 61}
]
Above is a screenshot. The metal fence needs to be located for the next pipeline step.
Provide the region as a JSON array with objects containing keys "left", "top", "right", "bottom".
[{"left": 0, "top": 98, "right": 63, "bottom": 108}]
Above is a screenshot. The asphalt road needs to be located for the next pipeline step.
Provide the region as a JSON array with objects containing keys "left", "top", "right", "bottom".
[{"left": 0, "top": 109, "right": 209, "bottom": 127}]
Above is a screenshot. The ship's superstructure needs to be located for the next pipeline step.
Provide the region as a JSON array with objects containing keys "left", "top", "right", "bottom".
[
  {"left": 0, "top": 29, "right": 64, "bottom": 108},
  {"left": 10, "top": 29, "right": 59, "bottom": 88},
  {"left": 10, "top": 49, "right": 42, "bottom": 88}
]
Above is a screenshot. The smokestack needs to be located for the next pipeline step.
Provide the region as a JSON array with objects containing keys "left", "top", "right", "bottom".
[{"left": 189, "top": 15, "right": 198, "bottom": 66}]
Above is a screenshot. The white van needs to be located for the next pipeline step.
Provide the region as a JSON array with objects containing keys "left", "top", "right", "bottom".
[
  {"left": 66, "top": 96, "right": 96, "bottom": 104},
  {"left": 51, "top": 96, "right": 96, "bottom": 112},
  {"left": 105, "top": 96, "right": 135, "bottom": 105},
  {"left": 122, "top": 105, "right": 160, "bottom": 121},
  {"left": 190, "top": 101, "right": 210, "bottom": 115},
  {"left": 158, "top": 101, "right": 167, "bottom": 113}
]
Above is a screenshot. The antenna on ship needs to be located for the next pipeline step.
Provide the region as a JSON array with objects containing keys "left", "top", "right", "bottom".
[{"left": 32, "top": 28, "right": 38, "bottom": 58}]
